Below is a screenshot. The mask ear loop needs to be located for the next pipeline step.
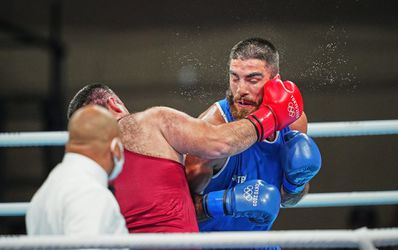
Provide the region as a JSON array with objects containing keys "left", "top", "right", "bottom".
[{"left": 111, "top": 138, "right": 124, "bottom": 160}]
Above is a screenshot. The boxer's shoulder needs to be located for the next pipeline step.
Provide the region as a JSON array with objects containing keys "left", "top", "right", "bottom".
[
  {"left": 198, "top": 103, "right": 225, "bottom": 125},
  {"left": 118, "top": 110, "right": 168, "bottom": 155}
]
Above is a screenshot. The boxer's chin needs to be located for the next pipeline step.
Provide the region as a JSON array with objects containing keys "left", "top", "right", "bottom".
[{"left": 231, "top": 103, "right": 258, "bottom": 120}]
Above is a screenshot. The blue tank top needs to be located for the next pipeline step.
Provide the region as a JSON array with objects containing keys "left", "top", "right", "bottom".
[{"left": 199, "top": 98, "right": 290, "bottom": 232}]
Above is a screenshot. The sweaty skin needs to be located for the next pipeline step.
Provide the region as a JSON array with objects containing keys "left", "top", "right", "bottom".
[
  {"left": 116, "top": 107, "right": 258, "bottom": 163},
  {"left": 101, "top": 95, "right": 259, "bottom": 163}
]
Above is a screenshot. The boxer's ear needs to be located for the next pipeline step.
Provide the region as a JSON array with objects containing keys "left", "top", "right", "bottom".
[{"left": 107, "top": 97, "right": 123, "bottom": 113}]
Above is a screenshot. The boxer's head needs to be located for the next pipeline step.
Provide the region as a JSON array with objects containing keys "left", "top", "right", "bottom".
[
  {"left": 226, "top": 38, "right": 279, "bottom": 119},
  {"left": 68, "top": 83, "right": 129, "bottom": 121}
]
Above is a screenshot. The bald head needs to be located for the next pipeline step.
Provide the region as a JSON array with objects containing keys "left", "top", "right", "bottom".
[
  {"left": 68, "top": 105, "right": 120, "bottom": 147},
  {"left": 66, "top": 105, "right": 123, "bottom": 176}
]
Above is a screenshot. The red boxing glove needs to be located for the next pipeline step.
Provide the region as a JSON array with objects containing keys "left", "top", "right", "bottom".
[{"left": 245, "top": 75, "right": 303, "bottom": 141}]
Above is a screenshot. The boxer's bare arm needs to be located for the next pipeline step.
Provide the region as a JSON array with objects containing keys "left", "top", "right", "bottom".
[
  {"left": 118, "top": 106, "right": 256, "bottom": 164},
  {"left": 153, "top": 106, "right": 257, "bottom": 159}
]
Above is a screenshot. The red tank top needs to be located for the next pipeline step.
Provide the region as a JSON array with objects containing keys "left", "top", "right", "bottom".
[{"left": 113, "top": 150, "right": 198, "bottom": 233}]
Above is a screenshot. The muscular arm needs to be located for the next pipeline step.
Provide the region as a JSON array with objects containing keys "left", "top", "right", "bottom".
[
  {"left": 155, "top": 106, "right": 257, "bottom": 159},
  {"left": 281, "top": 112, "right": 309, "bottom": 207}
]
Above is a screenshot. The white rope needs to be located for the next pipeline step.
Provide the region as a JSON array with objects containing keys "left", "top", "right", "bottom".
[
  {"left": 0, "top": 203, "right": 28, "bottom": 217},
  {"left": 308, "top": 119, "right": 398, "bottom": 137},
  {"left": 0, "top": 228, "right": 397, "bottom": 249},
  {"left": 2, "top": 191, "right": 398, "bottom": 217},
  {"left": 0, "top": 119, "right": 397, "bottom": 147},
  {"left": 293, "top": 190, "right": 398, "bottom": 208},
  {"left": 0, "top": 131, "right": 68, "bottom": 147}
]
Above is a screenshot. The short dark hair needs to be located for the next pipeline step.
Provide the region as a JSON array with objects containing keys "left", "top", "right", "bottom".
[
  {"left": 67, "top": 83, "right": 114, "bottom": 119},
  {"left": 229, "top": 38, "right": 279, "bottom": 77}
]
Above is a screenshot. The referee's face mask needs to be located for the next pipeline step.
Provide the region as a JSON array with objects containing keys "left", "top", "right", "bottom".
[{"left": 109, "top": 137, "right": 125, "bottom": 181}]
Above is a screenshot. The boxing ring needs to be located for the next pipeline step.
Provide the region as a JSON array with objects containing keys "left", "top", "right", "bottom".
[{"left": 0, "top": 119, "right": 398, "bottom": 249}]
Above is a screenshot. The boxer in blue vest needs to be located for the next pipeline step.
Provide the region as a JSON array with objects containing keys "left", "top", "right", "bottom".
[{"left": 186, "top": 38, "right": 321, "bottom": 249}]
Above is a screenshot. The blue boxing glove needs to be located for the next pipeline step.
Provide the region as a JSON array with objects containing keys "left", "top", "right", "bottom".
[
  {"left": 281, "top": 130, "right": 322, "bottom": 194},
  {"left": 203, "top": 180, "right": 281, "bottom": 225}
]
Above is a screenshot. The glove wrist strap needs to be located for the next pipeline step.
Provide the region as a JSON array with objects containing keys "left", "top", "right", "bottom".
[
  {"left": 204, "top": 190, "right": 227, "bottom": 217},
  {"left": 245, "top": 107, "right": 275, "bottom": 141}
]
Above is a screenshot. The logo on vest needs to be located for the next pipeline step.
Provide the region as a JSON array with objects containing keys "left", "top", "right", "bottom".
[{"left": 232, "top": 175, "right": 247, "bottom": 184}]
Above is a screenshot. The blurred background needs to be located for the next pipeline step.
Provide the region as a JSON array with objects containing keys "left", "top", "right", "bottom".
[{"left": 0, "top": 0, "right": 397, "bottom": 235}]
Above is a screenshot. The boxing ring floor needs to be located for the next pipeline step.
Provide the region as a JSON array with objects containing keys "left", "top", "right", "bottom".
[{"left": 0, "top": 119, "right": 397, "bottom": 249}]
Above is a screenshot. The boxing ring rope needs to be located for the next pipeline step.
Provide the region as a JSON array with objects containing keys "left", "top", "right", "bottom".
[
  {"left": 0, "top": 119, "right": 398, "bottom": 147},
  {"left": 0, "top": 131, "right": 68, "bottom": 147},
  {"left": 2, "top": 190, "right": 398, "bottom": 217},
  {"left": 307, "top": 119, "right": 398, "bottom": 137},
  {"left": 0, "top": 228, "right": 397, "bottom": 249}
]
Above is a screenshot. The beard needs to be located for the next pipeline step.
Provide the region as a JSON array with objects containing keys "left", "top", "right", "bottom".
[{"left": 226, "top": 88, "right": 260, "bottom": 120}]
